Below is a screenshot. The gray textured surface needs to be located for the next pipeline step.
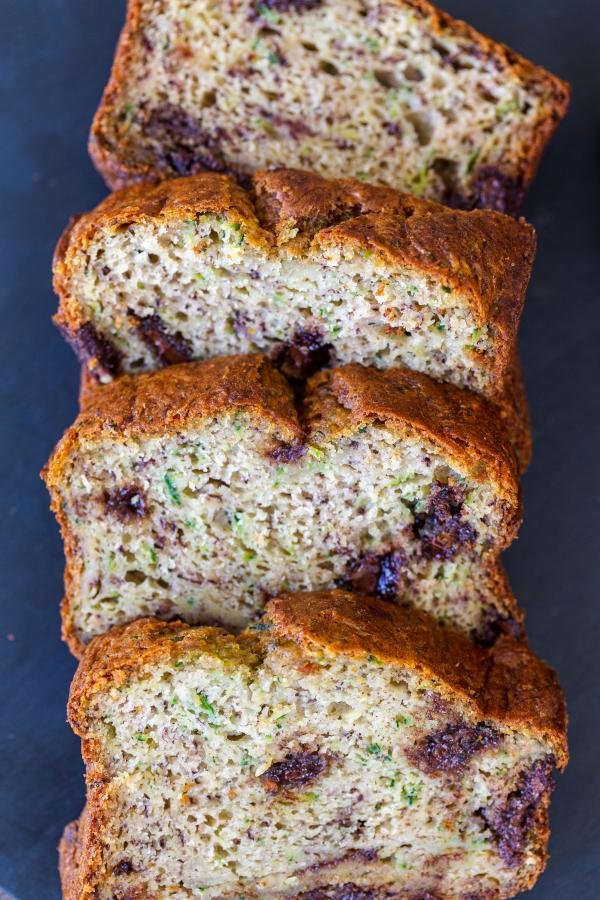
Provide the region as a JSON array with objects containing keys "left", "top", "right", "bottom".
[{"left": 0, "top": 1, "right": 598, "bottom": 896}]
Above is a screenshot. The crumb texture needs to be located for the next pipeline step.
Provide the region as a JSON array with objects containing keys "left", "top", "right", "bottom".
[
  {"left": 43, "top": 356, "right": 521, "bottom": 652},
  {"left": 90, "top": 0, "right": 568, "bottom": 211},
  {"left": 61, "top": 594, "right": 567, "bottom": 899}
]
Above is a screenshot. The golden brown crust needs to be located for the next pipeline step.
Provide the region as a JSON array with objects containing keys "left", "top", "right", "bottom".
[
  {"left": 304, "top": 364, "right": 521, "bottom": 541},
  {"left": 501, "top": 351, "right": 532, "bottom": 471},
  {"left": 89, "top": 0, "right": 569, "bottom": 201},
  {"left": 45, "top": 354, "right": 520, "bottom": 532},
  {"left": 45, "top": 353, "right": 300, "bottom": 473},
  {"left": 266, "top": 590, "right": 568, "bottom": 767},
  {"left": 67, "top": 618, "right": 261, "bottom": 736},
  {"left": 59, "top": 808, "right": 98, "bottom": 900},
  {"left": 254, "top": 168, "right": 536, "bottom": 363}
]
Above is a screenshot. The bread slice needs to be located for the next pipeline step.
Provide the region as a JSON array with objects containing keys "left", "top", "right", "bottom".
[
  {"left": 60, "top": 591, "right": 568, "bottom": 899},
  {"left": 43, "top": 354, "right": 522, "bottom": 654},
  {"left": 89, "top": 0, "right": 569, "bottom": 213},
  {"left": 53, "top": 170, "right": 535, "bottom": 466}
]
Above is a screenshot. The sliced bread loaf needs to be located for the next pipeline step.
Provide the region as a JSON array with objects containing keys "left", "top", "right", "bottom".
[
  {"left": 90, "top": 0, "right": 569, "bottom": 212},
  {"left": 53, "top": 170, "right": 535, "bottom": 465},
  {"left": 43, "top": 354, "right": 522, "bottom": 653},
  {"left": 60, "top": 591, "right": 567, "bottom": 899}
]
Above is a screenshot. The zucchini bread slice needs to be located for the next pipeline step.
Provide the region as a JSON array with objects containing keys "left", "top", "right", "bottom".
[
  {"left": 90, "top": 0, "right": 569, "bottom": 213},
  {"left": 53, "top": 170, "right": 535, "bottom": 465},
  {"left": 60, "top": 591, "right": 568, "bottom": 899},
  {"left": 44, "top": 354, "right": 522, "bottom": 654}
]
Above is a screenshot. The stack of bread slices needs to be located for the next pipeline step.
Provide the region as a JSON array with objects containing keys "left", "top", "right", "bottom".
[{"left": 45, "top": 2, "right": 570, "bottom": 898}]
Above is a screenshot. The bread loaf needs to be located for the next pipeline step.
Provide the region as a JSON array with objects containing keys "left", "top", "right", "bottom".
[
  {"left": 43, "top": 354, "right": 522, "bottom": 654},
  {"left": 53, "top": 170, "right": 535, "bottom": 465},
  {"left": 60, "top": 591, "right": 568, "bottom": 898},
  {"left": 90, "top": 0, "right": 569, "bottom": 213}
]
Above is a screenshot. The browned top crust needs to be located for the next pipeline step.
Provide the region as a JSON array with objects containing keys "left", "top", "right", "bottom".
[
  {"left": 268, "top": 591, "right": 568, "bottom": 766},
  {"left": 89, "top": 0, "right": 569, "bottom": 204},
  {"left": 54, "top": 169, "right": 536, "bottom": 376},
  {"left": 67, "top": 591, "right": 568, "bottom": 767},
  {"left": 305, "top": 363, "right": 520, "bottom": 513},
  {"left": 43, "top": 354, "right": 301, "bottom": 485},
  {"left": 44, "top": 354, "right": 520, "bottom": 517}
]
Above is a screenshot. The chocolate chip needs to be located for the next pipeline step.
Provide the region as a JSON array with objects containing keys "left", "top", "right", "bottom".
[
  {"left": 135, "top": 313, "right": 193, "bottom": 365},
  {"left": 144, "top": 103, "right": 228, "bottom": 176},
  {"left": 472, "top": 607, "right": 525, "bottom": 647},
  {"left": 231, "top": 310, "right": 250, "bottom": 338},
  {"left": 383, "top": 121, "right": 402, "bottom": 137},
  {"left": 253, "top": 0, "right": 323, "bottom": 14},
  {"left": 66, "top": 322, "right": 122, "bottom": 379},
  {"left": 472, "top": 165, "right": 525, "bottom": 217},
  {"left": 272, "top": 328, "right": 333, "bottom": 381},
  {"left": 409, "top": 720, "right": 502, "bottom": 774},
  {"left": 345, "top": 550, "right": 406, "bottom": 600},
  {"left": 104, "top": 487, "right": 148, "bottom": 520},
  {"left": 299, "top": 885, "right": 392, "bottom": 900},
  {"left": 303, "top": 849, "right": 378, "bottom": 873},
  {"left": 260, "top": 751, "right": 327, "bottom": 792},
  {"left": 113, "top": 858, "right": 134, "bottom": 875},
  {"left": 413, "top": 483, "right": 476, "bottom": 560},
  {"left": 477, "top": 756, "right": 556, "bottom": 866},
  {"left": 257, "top": 109, "right": 315, "bottom": 140},
  {"left": 269, "top": 442, "right": 307, "bottom": 463}
]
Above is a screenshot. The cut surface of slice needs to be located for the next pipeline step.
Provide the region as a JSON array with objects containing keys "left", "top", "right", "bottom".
[
  {"left": 60, "top": 592, "right": 568, "bottom": 899},
  {"left": 90, "top": 0, "right": 569, "bottom": 213},
  {"left": 43, "top": 355, "right": 522, "bottom": 653},
  {"left": 53, "top": 170, "right": 536, "bottom": 465}
]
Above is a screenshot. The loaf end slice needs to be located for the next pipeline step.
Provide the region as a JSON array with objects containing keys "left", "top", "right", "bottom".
[
  {"left": 89, "top": 0, "right": 569, "bottom": 212},
  {"left": 61, "top": 592, "right": 567, "bottom": 899},
  {"left": 43, "top": 355, "right": 522, "bottom": 654},
  {"left": 53, "top": 170, "right": 535, "bottom": 466}
]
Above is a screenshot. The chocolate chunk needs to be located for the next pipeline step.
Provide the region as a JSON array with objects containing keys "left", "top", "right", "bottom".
[
  {"left": 472, "top": 607, "right": 525, "bottom": 648},
  {"left": 478, "top": 756, "right": 556, "bottom": 867},
  {"left": 345, "top": 550, "right": 406, "bottom": 600},
  {"left": 299, "top": 885, "right": 392, "bottom": 900},
  {"left": 270, "top": 442, "right": 307, "bottom": 463},
  {"left": 472, "top": 166, "right": 525, "bottom": 217},
  {"left": 257, "top": 109, "right": 315, "bottom": 140},
  {"left": 303, "top": 849, "right": 378, "bottom": 873},
  {"left": 113, "top": 859, "right": 134, "bottom": 876},
  {"left": 67, "top": 322, "right": 122, "bottom": 379},
  {"left": 104, "top": 487, "right": 148, "bottom": 520},
  {"left": 413, "top": 483, "right": 476, "bottom": 560},
  {"left": 144, "top": 103, "right": 228, "bottom": 175},
  {"left": 260, "top": 751, "right": 326, "bottom": 792},
  {"left": 409, "top": 721, "right": 502, "bottom": 774},
  {"left": 254, "top": 0, "right": 323, "bottom": 14},
  {"left": 272, "top": 328, "right": 333, "bottom": 381},
  {"left": 383, "top": 121, "right": 402, "bottom": 137},
  {"left": 135, "top": 313, "right": 193, "bottom": 365},
  {"left": 231, "top": 310, "right": 250, "bottom": 338}
]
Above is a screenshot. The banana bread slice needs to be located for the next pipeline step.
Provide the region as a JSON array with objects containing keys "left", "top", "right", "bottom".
[
  {"left": 43, "top": 354, "right": 522, "bottom": 654},
  {"left": 53, "top": 170, "right": 535, "bottom": 465},
  {"left": 89, "top": 0, "right": 569, "bottom": 213},
  {"left": 60, "top": 591, "right": 568, "bottom": 899}
]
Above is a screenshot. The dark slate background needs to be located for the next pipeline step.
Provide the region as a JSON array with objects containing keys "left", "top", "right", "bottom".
[{"left": 0, "top": 1, "right": 598, "bottom": 896}]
